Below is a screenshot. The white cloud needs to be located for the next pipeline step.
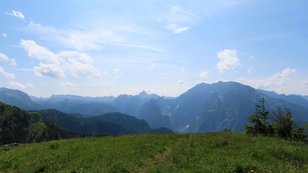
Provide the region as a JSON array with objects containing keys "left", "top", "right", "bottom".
[
  {"left": 200, "top": 71, "right": 209, "bottom": 80},
  {"left": 20, "top": 39, "right": 100, "bottom": 78},
  {"left": 34, "top": 63, "right": 65, "bottom": 78},
  {"left": 27, "top": 21, "right": 42, "bottom": 30},
  {"left": 217, "top": 49, "right": 240, "bottom": 73},
  {"left": 6, "top": 81, "right": 32, "bottom": 89},
  {"left": 20, "top": 39, "right": 59, "bottom": 63},
  {"left": 0, "top": 66, "right": 15, "bottom": 79},
  {"left": 67, "top": 59, "right": 101, "bottom": 78},
  {"left": 2, "top": 33, "right": 7, "bottom": 37},
  {"left": 0, "top": 53, "right": 17, "bottom": 66},
  {"left": 7, "top": 10, "right": 25, "bottom": 20},
  {"left": 238, "top": 68, "right": 298, "bottom": 93},
  {"left": 261, "top": 68, "right": 296, "bottom": 88},
  {"left": 166, "top": 24, "right": 190, "bottom": 34}
]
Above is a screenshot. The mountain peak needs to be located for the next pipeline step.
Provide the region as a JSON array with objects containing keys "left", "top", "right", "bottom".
[{"left": 138, "top": 91, "right": 148, "bottom": 96}]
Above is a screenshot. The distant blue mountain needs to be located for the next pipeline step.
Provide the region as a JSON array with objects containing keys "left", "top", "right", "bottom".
[
  {"left": 1, "top": 81, "right": 308, "bottom": 133},
  {"left": 170, "top": 82, "right": 308, "bottom": 132},
  {"left": 138, "top": 99, "right": 172, "bottom": 129},
  {"left": 37, "top": 95, "right": 117, "bottom": 116},
  {"left": 0, "top": 87, "right": 40, "bottom": 110},
  {"left": 258, "top": 89, "right": 308, "bottom": 109}
]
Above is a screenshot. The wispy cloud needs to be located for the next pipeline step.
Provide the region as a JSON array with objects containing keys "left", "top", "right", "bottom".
[
  {"left": 0, "top": 66, "right": 15, "bottom": 79},
  {"left": 166, "top": 24, "right": 190, "bottom": 34},
  {"left": 217, "top": 49, "right": 240, "bottom": 73},
  {"left": 2, "top": 33, "right": 7, "bottom": 37},
  {"left": 0, "top": 53, "right": 17, "bottom": 66},
  {"left": 170, "top": 4, "right": 200, "bottom": 20},
  {"left": 6, "top": 10, "right": 25, "bottom": 20},
  {"left": 27, "top": 21, "right": 124, "bottom": 51},
  {"left": 159, "top": 3, "right": 199, "bottom": 34},
  {"left": 19, "top": 39, "right": 101, "bottom": 78},
  {"left": 118, "top": 43, "right": 166, "bottom": 53},
  {"left": 27, "top": 21, "right": 167, "bottom": 53},
  {"left": 6, "top": 81, "right": 32, "bottom": 89}
]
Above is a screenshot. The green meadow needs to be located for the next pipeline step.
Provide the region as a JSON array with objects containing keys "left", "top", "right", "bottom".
[{"left": 0, "top": 133, "right": 307, "bottom": 173}]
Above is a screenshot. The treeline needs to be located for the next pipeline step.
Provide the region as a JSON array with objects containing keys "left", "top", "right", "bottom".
[
  {"left": 0, "top": 102, "right": 78, "bottom": 145},
  {"left": 246, "top": 98, "right": 307, "bottom": 141}
]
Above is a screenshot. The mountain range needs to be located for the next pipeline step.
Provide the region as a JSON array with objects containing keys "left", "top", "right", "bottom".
[{"left": 1, "top": 81, "right": 308, "bottom": 133}]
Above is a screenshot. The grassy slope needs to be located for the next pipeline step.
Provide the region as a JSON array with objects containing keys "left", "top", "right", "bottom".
[{"left": 0, "top": 133, "right": 307, "bottom": 173}]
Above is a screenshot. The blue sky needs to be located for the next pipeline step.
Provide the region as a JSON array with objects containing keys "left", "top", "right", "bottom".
[{"left": 1, "top": 0, "right": 308, "bottom": 97}]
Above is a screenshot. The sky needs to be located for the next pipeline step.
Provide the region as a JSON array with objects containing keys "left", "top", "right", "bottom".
[{"left": 1, "top": 0, "right": 308, "bottom": 97}]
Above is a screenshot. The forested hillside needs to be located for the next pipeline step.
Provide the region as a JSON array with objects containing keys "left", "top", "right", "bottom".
[{"left": 0, "top": 102, "right": 77, "bottom": 145}]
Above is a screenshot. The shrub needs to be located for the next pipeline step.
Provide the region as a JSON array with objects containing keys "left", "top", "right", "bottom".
[
  {"left": 246, "top": 99, "right": 307, "bottom": 141},
  {"left": 272, "top": 107, "right": 307, "bottom": 141}
]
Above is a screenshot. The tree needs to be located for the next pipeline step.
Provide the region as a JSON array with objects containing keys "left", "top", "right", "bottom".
[
  {"left": 246, "top": 98, "right": 273, "bottom": 136},
  {"left": 272, "top": 107, "right": 307, "bottom": 141},
  {"left": 27, "top": 121, "right": 48, "bottom": 142},
  {"left": 246, "top": 98, "right": 307, "bottom": 141}
]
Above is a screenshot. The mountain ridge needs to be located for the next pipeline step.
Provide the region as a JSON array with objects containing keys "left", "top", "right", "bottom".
[{"left": 1, "top": 81, "right": 307, "bottom": 133}]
